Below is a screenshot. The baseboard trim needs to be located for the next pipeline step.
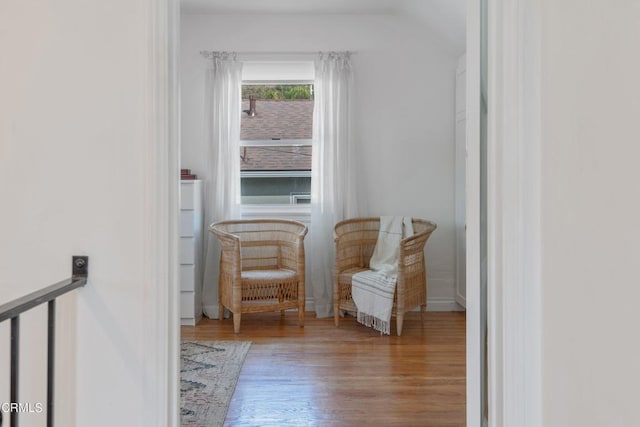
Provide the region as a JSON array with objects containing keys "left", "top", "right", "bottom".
[
  {"left": 200, "top": 298, "right": 465, "bottom": 315},
  {"left": 181, "top": 314, "right": 203, "bottom": 326},
  {"left": 455, "top": 292, "right": 467, "bottom": 309},
  {"left": 427, "top": 299, "right": 465, "bottom": 312},
  {"left": 304, "top": 297, "right": 465, "bottom": 312}
]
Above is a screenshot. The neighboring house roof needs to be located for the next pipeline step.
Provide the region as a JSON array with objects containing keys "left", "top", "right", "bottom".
[
  {"left": 241, "top": 146, "right": 312, "bottom": 171},
  {"left": 241, "top": 99, "right": 313, "bottom": 140},
  {"left": 240, "top": 99, "right": 313, "bottom": 171}
]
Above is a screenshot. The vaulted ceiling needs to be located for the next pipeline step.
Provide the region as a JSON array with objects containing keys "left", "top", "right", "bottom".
[
  {"left": 180, "top": 0, "right": 466, "bottom": 53},
  {"left": 182, "top": 0, "right": 400, "bottom": 15}
]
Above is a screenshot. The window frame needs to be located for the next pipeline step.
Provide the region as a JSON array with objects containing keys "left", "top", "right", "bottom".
[{"left": 239, "top": 79, "right": 314, "bottom": 217}]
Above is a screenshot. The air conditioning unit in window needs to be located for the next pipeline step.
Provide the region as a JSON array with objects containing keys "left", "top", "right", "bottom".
[{"left": 290, "top": 193, "right": 311, "bottom": 205}]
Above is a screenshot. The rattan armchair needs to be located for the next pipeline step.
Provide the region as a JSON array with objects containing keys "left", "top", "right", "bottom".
[
  {"left": 333, "top": 217, "right": 437, "bottom": 336},
  {"left": 209, "top": 219, "right": 308, "bottom": 333}
]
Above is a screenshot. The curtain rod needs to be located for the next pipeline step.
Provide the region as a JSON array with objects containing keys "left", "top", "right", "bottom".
[{"left": 200, "top": 50, "right": 355, "bottom": 59}]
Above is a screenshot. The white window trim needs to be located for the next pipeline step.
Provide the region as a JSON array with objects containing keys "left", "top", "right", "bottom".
[
  {"left": 240, "top": 139, "right": 312, "bottom": 147},
  {"left": 241, "top": 170, "right": 311, "bottom": 178},
  {"left": 241, "top": 203, "right": 311, "bottom": 223},
  {"left": 240, "top": 80, "right": 313, "bottom": 216},
  {"left": 243, "top": 79, "right": 314, "bottom": 85}
]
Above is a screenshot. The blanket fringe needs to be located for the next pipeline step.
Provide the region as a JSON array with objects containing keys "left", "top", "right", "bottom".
[{"left": 357, "top": 311, "right": 391, "bottom": 335}]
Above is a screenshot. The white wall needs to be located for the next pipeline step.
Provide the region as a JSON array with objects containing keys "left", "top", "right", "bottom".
[
  {"left": 540, "top": 1, "right": 640, "bottom": 425},
  {"left": 0, "top": 1, "right": 165, "bottom": 426},
  {"left": 181, "top": 13, "right": 460, "bottom": 308}
]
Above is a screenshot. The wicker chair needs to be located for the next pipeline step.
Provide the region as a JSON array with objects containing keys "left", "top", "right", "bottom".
[
  {"left": 333, "top": 217, "right": 437, "bottom": 336},
  {"left": 209, "top": 219, "right": 308, "bottom": 333}
]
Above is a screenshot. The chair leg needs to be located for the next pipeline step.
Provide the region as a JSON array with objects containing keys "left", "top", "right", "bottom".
[
  {"left": 219, "top": 303, "right": 225, "bottom": 320},
  {"left": 279, "top": 287, "right": 285, "bottom": 317},
  {"left": 233, "top": 312, "right": 241, "bottom": 333},
  {"left": 396, "top": 313, "right": 404, "bottom": 336},
  {"left": 298, "top": 307, "right": 305, "bottom": 328},
  {"left": 333, "top": 287, "right": 340, "bottom": 327},
  {"left": 420, "top": 304, "right": 426, "bottom": 326}
]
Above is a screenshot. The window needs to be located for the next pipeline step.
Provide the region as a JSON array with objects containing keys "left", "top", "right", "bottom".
[{"left": 240, "top": 82, "right": 314, "bottom": 205}]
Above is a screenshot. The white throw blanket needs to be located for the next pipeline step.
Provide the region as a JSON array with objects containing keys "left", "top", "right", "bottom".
[{"left": 351, "top": 216, "right": 414, "bottom": 334}]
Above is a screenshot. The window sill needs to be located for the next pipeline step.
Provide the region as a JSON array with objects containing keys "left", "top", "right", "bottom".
[{"left": 241, "top": 204, "right": 311, "bottom": 223}]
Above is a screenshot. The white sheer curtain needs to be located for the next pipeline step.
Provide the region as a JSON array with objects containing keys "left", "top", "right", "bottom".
[
  {"left": 309, "top": 52, "right": 359, "bottom": 318},
  {"left": 201, "top": 52, "right": 242, "bottom": 319}
]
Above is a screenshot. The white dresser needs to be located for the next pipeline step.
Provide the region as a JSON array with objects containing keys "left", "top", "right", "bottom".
[{"left": 180, "top": 180, "right": 203, "bottom": 325}]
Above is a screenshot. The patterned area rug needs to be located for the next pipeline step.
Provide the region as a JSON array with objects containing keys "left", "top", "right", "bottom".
[{"left": 181, "top": 341, "right": 252, "bottom": 427}]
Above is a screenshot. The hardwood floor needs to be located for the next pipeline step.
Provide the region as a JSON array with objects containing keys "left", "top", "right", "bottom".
[{"left": 181, "top": 311, "right": 466, "bottom": 427}]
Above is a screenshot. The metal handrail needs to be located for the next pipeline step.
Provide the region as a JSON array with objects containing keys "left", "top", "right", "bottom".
[{"left": 0, "top": 256, "right": 89, "bottom": 427}]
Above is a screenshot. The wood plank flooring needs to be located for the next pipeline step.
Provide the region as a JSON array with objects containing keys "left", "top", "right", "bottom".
[{"left": 181, "top": 311, "right": 466, "bottom": 427}]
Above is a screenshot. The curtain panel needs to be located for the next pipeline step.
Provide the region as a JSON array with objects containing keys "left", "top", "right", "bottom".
[
  {"left": 201, "top": 52, "right": 242, "bottom": 319},
  {"left": 309, "top": 52, "right": 359, "bottom": 318}
]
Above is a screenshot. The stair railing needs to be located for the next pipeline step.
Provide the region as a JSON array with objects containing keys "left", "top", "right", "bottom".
[{"left": 0, "top": 256, "right": 89, "bottom": 427}]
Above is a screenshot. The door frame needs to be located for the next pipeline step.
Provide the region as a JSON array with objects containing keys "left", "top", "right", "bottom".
[
  {"left": 465, "top": 0, "right": 483, "bottom": 425},
  {"left": 153, "top": 0, "right": 544, "bottom": 425},
  {"left": 148, "top": 0, "right": 181, "bottom": 425},
  {"left": 467, "top": 0, "right": 542, "bottom": 426}
]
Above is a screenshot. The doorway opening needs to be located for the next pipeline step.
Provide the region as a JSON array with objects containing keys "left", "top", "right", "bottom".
[{"left": 171, "top": 1, "right": 485, "bottom": 425}]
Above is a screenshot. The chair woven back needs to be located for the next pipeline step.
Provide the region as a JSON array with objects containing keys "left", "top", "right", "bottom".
[
  {"left": 333, "top": 217, "right": 380, "bottom": 271},
  {"left": 211, "top": 219, "right": 307, "bottom": 271},
  {"left": 208, "top": 219, "right": 308, "bottom": 333}
]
